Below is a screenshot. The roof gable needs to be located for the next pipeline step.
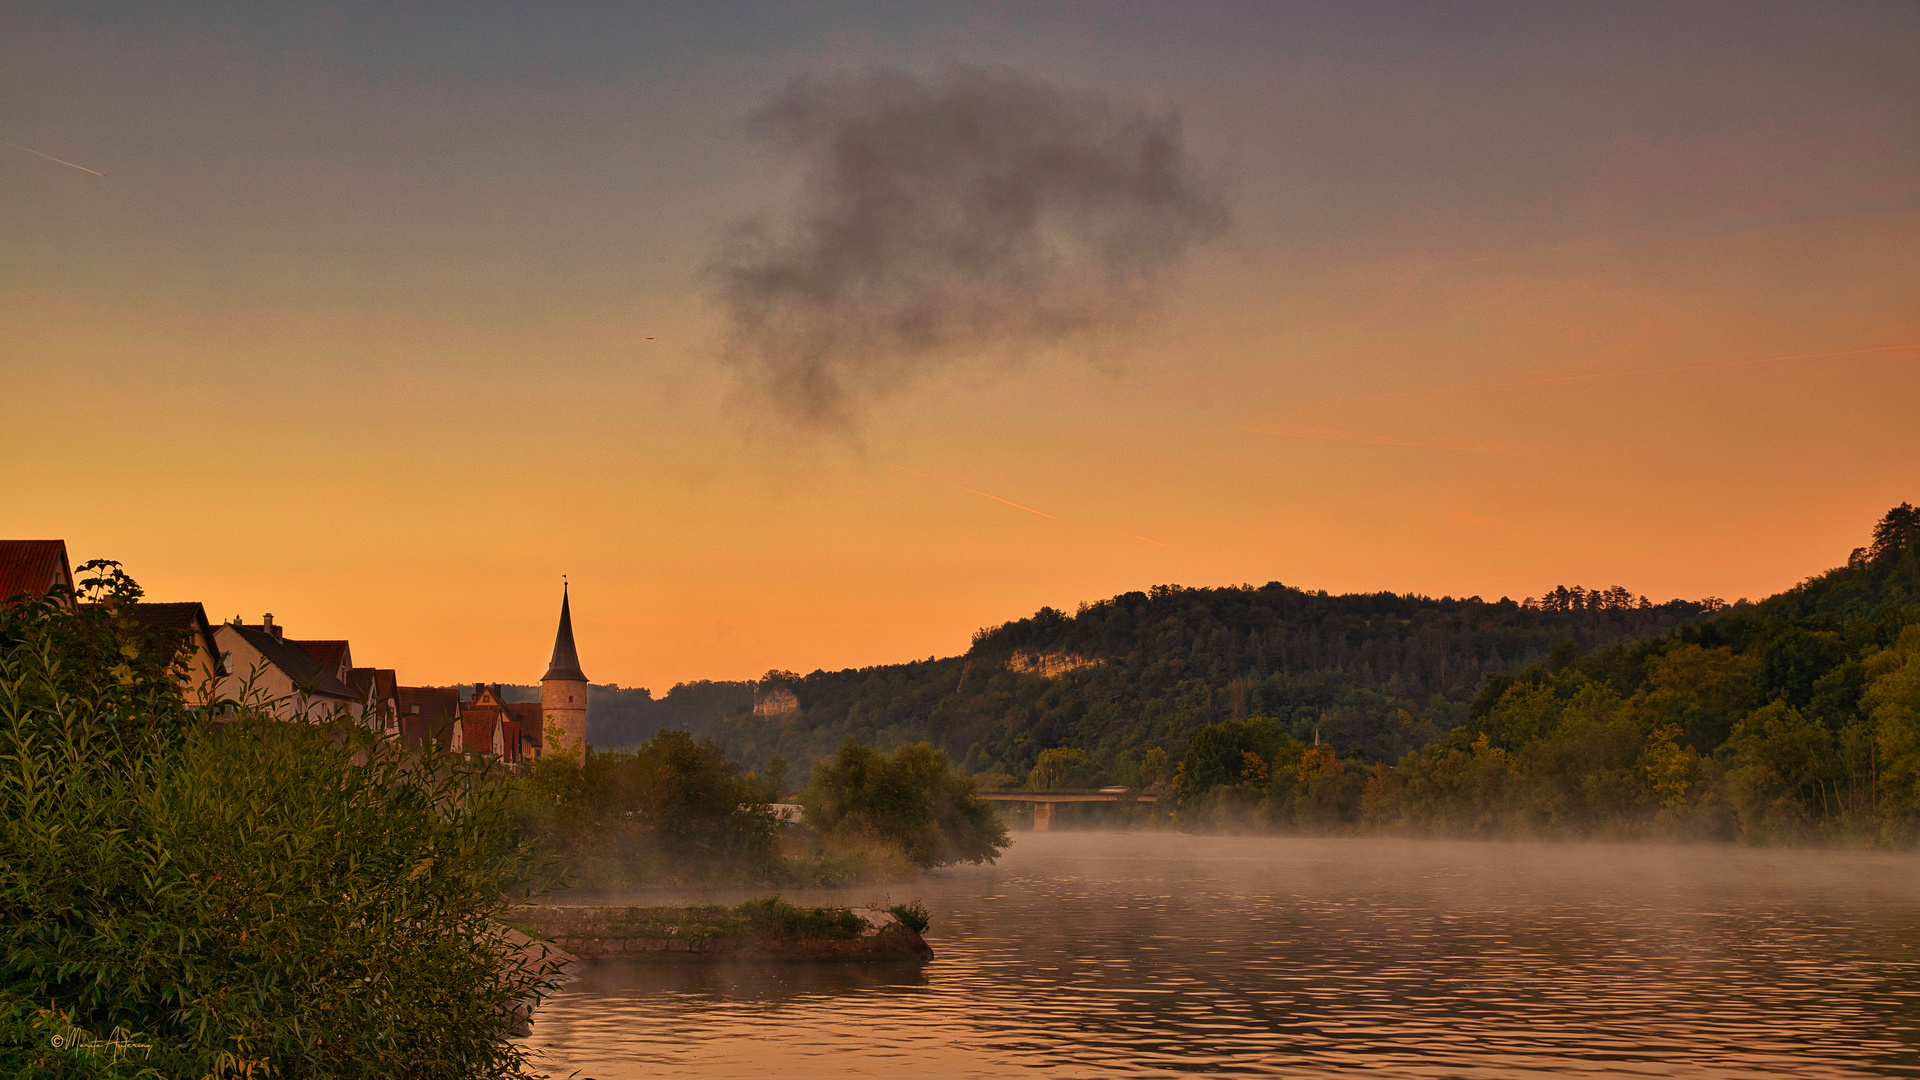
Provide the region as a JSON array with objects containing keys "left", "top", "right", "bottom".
[
  {"left": 121, "top": 601, "right": 226, "bottom": 677},
  {"left": 291, "top": 639, "right": 353, "bottom": 680},
  {"left": 504, "top": 701, "right": 544, "bottom": 739},
  {"left": 0, "top": 540, "right": 74, "bottom": 608}
]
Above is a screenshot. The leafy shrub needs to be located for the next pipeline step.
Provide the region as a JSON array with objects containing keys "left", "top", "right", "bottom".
[
  {"left": 734, "top": 896, "right": 866, "bottom": 940},
  {"left": 885, "top": 900, "right": 931, "bottom": 935},
  {"left": 0, "top": 568, "right": 552, "bottom": 1079},
  {"left": 803, "top": 740, "right": 1010, "bottom": 869},
  {"left": 508, "top": 727, "right": 780, "bottom": 891}
]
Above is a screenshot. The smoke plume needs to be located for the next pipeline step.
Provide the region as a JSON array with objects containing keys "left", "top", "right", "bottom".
[{"left": 709, "top": 65, "right": 1228, "bottom": 431}]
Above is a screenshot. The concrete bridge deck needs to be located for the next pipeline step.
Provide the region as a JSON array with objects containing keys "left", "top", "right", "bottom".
[{"left": 975, "top": 789, "right": 1156, "bottom": 831}]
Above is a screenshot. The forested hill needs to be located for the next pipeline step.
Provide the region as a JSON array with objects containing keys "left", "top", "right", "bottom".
[{"left": 594, "top": 579, "right": 1715, "bottom": 784}]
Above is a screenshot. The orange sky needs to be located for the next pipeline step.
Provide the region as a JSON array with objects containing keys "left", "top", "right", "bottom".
[{"left": 4, "top": 3, "right": 1917, "bottom": 691}]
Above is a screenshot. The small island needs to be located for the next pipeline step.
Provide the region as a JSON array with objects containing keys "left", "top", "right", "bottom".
[{"left": 511, "top": 896, "right": 934, "bottom": 963}]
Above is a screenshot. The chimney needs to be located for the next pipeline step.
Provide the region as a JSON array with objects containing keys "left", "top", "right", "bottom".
[{"left": 262, "top": 613, "right": 281, "bottom": 640}]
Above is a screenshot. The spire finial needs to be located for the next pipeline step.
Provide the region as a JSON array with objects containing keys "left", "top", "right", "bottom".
[{"left": 542, "top": 579, "right": 588, "bottom": 683}]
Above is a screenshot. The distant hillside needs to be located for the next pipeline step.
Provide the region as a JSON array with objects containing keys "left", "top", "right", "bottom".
[
  {"left": 1339, "top": 501, "right": 1920, "bottom": 844},
  {"left": 570, "top": 502, "right": 1920, "bottom": 847},
  {"left": 612, "top": 581, "right": 1716, "bottom": 784}
]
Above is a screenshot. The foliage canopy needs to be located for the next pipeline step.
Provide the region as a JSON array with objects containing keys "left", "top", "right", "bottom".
[{"left": 0, "top": 568, "right": 552, "bottom": 1079}]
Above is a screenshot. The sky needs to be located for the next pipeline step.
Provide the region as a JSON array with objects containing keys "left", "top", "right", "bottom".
[{"left": 3, "top": 1, "right": 1917, "bottom": 691}]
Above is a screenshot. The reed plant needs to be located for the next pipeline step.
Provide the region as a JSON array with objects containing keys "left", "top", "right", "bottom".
[{"left": 0, "top": 566, "right": 555, "bottom": 1079}]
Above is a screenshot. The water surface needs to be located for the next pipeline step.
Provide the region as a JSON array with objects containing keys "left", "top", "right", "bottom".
[{"left": 522, "top": 833, "right": 1920, "bottom": 1078}]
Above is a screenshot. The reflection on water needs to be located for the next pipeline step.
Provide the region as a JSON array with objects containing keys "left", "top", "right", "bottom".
[{"left": 522, "top": 833, "right": 1920, "bottom": 1079}]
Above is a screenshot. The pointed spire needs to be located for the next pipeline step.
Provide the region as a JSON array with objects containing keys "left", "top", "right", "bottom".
[{"left": 541, "top": 581, "right": 588, "bottom": 683}]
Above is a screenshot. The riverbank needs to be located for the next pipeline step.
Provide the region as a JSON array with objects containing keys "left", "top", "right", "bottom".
[{"left": 510, "top": 897, "right": 933, "bottom": 962}]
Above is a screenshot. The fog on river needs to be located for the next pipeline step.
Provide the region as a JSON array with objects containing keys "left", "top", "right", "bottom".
[{"left": 522, "top": 832, "right": 1920, "bottom": 1079}]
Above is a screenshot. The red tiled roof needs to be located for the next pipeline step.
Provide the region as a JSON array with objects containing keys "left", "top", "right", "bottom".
[
  {"left": 505, "top": 701, "right": 544, "bottom": 746},
  {"left": 347, "top": 668, "right": 401, "bottom": 708},
  {"left": 397, "top": 686, "right": 461, "bottom": 749},
  {"left": 0, "top": 540, "right": 73, "bottom": 607},
  {"left": 461, "top": 705, "right": 501, "bottom": 755},
  {"left": 502, "top": 717, "right": 522, "bottom": 763},
  {"left": 345, "top": 668, "right": 377, "bottom": 702},
  {"left": 291, "top": 640, "right": 352, "bottom": 679}
]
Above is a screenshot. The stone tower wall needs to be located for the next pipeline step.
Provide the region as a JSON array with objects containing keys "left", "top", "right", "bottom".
[{"left": 541, "top": 679, "right": 589, "bottom": 755}]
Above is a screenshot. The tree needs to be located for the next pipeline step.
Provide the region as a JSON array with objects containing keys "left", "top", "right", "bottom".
[
  {"left": 1027, "top": 746, "right": 1090, "bottom": 791},
  {"left": 1868, "top": 502, "right": 1919, "bottom": 562},
  {"left": 804, "top": 740, "right": 1010, "bottom": 869},
  {"left": 509, "top": 728, "right": 779, "bottom": 889}
]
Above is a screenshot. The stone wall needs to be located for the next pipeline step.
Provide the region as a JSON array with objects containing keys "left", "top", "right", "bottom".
[{"left": 540, "top": 678, "right": 588, "bottom": 752}]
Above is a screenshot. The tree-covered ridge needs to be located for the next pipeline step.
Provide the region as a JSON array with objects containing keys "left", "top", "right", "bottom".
[
  {"left": 634, "top": 579, "right": 1712, "bottom": 786},
  {"left": 1174, "top": 503, "right": 1920, "bottom": 845}
]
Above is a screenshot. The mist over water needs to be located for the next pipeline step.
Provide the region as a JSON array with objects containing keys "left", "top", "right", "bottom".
[{"left": 523, "top": 834, "right": 1920, "bottom": 1078}]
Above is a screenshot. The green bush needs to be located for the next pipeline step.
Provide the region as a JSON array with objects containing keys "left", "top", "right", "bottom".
[
  {"left": 885, "top": 900, "right": 931, "bottom": 935},
  {"left": 508, "top": 727, "right": 779, "bottom": 891},
  {"left": 734, "top": 896, "right": 866, "bottom": 941},
  {"left": 803, "top": 740, "right": 1010, "bottom": 869},
  {"left": 0, "top": 567, "right": 553, "bottom": 1079}
]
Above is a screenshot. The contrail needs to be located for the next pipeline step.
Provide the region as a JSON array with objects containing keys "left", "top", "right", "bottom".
[
  {"left": 891, "top": 465, "right": 1056, "bottom": 519},
  {"left": 4, "top": 140, "right": 103, "bottom": 175}
]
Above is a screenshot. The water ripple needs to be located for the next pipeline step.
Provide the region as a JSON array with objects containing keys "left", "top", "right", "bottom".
[{"left": 522, "top": 835, "right": 1920, "bottom": 1079}]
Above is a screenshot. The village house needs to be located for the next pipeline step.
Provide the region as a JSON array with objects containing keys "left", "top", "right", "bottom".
[
  {"left": 398, "top": 685, "right": 463, "bottom": 749},
  {"left": 348, "top": 667, "right": 401, "bottom": 734},
  {"left": 5, "top": 539, "right": 227, "bottom": 699},
  {"left": 4, "top": 539, "right": 589, "bottom": 768},
  {"left": 456, "top": 683, "right": 544, "bottom": 765},
  {"left": 121, "top": 601, "right": 228, "bottom": 702},
  {"left": 213, "top": 615, "right": 364, "bottom": 722}
]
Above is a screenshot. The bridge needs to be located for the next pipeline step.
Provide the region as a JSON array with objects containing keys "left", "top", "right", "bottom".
[{"left": 975, "top": 788, "right": 1156, "bottom": 831}]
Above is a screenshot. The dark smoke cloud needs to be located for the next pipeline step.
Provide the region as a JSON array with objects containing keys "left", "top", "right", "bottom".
[{"left": 709, "top": 65, "right": 1228, "bottom": 431}]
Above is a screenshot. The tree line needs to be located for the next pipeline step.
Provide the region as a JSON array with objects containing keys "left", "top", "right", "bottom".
[
  {"left": 1169, "top": 502, "right": 1920, "bottom": 844},
  {"left": 609, "top": 576, "right": 1716, "bottom": 789}
]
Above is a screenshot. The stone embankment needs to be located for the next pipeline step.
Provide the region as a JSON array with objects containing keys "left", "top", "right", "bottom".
[{"left": 510, "top": 904, "right": 933, "bottom": 963}]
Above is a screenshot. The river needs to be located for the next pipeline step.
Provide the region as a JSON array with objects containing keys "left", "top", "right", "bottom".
[{"left": 520, "top": 832, "right": 1920, "bottom": 1078}]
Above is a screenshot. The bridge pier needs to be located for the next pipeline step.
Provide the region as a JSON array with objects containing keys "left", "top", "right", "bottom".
[{"left": 1032, "top": 801, "right": 1054, "bottom": 832}]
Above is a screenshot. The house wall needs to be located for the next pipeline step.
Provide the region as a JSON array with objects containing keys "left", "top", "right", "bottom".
[{"left": 179, "top": 636, "right": 223, "bottom": 706}]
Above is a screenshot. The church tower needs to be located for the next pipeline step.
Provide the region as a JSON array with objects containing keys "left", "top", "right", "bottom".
[{"left": 540, "top": 583, "right": 590, "bottom": 757}]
